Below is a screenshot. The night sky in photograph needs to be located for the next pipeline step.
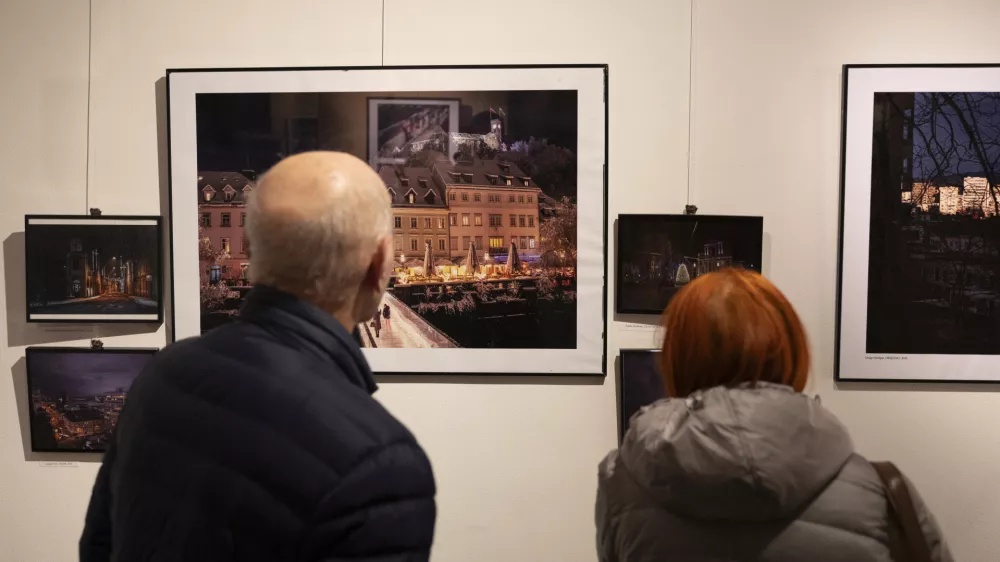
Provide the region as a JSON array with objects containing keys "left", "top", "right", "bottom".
[
  {"left": 195, "top": 90, "right": 578, "bottom": 173},
  {"left": 30, "top": 352, "right": 152, "bottom": 397},
  {"left": 25, "top": 223, "right": 160, "bottom": 302},
  {"left": 911, "top": 92, "right": 1000, "bottom": 179},
  {"left": 26, "top": 225, "right": 159, "bottom": 263},
  {"left": 618, "top": 216, "right": 763, "bottom": 269}
]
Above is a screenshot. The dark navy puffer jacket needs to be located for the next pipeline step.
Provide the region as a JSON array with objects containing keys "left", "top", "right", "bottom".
[{"left": 79, "top": 286, "right": 436, "bottom": 562}]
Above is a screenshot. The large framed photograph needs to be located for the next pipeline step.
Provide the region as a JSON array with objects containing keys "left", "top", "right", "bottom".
[
  {"left": 167, "top": 65, "right": 608, "bottom": 376},
  {"left": 25, "top": 216, "right": 163, "bottom": 323},
  {"left": 839, "top": 64, "right": 1000, "bottom": 382},
  {"left": 26, "top": 347, "right": 157, "bottom": 452},
  {"left": 616, "top": 214, "right": 763, "bottom": 315},
  {"left": 368, "top": 98, "right": 460, "bottom": 166}
]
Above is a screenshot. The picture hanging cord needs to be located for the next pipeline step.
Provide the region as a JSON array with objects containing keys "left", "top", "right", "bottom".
[
  {"left": 381, "top": 0, "right": 386, "bottom": 66},
  {"left": 85, "top": 0, "right": 93, "bottom": 213},
  {"left": 685, "top": 0, "right": 695, "bottom": 207}
]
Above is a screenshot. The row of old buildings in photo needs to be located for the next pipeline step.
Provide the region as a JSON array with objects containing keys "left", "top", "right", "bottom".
[
  {"left": 899, "top": 178, "right": 1000, "bottom": 319},
  {"left": 197, "top": 153, "right": 544, "bottom": 282},
  {"left": 63, "top": 239, "right": 157, "bottom": 300},
  {"left": 905, "top": 176, "right": 999, "bottom": 216}
]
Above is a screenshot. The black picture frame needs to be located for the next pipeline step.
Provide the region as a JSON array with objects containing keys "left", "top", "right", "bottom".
[
  {"left": 617, "top": 348, "right": 665, "bottom": 443},
  {"left": 24, "top": 214, "right": 164, "bottom": 324},
  {"left": 25, "top": 346, "right": 158, "bottom": 453},
  {"left": 836, "top": 63, "right": 1000, "bottom": 384},
  {"left": 615, "top": 214, "right": 764, "bottom": 315},
  {"left": 166, "top": 64, "right": 609, "bottom": 377}
]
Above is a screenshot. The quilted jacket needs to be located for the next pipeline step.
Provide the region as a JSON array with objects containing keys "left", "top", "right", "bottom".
[
  {"left": 80, "top": 285, "right": 436, "bottom": 561},
  {"left": 596, "top": 383, "right": 952, "bottom": 562}
]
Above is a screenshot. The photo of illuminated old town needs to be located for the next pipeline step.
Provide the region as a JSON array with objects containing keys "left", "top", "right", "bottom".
[
  {"left": 616, "top": 215, "right": 763, "bottom": 314},
  {"left": 195, "top": 90, "right": 579, "bottom": 349},
  {"left": 27, "top": 348, "right": 155, "bottom": 452},
  {"left": 25, "top": 217, "right": 161, "bottom": 322},
  {"left": 867, "top": 92, "right": 1000, "bottom": 354}
]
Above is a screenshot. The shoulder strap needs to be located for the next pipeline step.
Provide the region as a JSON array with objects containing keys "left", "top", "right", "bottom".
[{"left": 871, "top": 461, "right": 933, "bottom": 562}]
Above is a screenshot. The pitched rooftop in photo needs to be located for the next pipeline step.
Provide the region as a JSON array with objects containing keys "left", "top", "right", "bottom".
[
  {"left": 197, "top": 171, "right": 254, "bottom": 205},
  {"left": 378, "top": 165, "right": 447, "bottom": 209},
  {"left": 434, "top": 155, "right": 537, "bottom": 190}
]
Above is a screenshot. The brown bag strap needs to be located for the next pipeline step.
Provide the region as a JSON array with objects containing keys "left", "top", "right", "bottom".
[{"left": 871, "top": 461, "right": 933, "bottom": 562}]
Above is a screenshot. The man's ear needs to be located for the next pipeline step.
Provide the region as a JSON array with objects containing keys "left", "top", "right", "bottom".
[{"left": 365, "top": 237, "right": 391, "bottom": 288}]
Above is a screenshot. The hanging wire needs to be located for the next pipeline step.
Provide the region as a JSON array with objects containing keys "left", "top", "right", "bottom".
[
  {"left": 685, "top": 0, "right": 695, "bottom": 206},
  {"left": 85, "top": 0, "right": 93, "bottom": 211}
]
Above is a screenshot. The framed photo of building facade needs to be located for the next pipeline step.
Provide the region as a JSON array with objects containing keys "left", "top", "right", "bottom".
[
  {"left": 24, "top": 216, "right": 163, "bottom": 323},
  {"left": 838, "top": 64, "right": 1000, "bottom": 382},
  {"left": 167, "top": 65, "right": 608, "bottom": 376},
  {"left": 616, "top": 214, "right": 763, "bottom": 315}
]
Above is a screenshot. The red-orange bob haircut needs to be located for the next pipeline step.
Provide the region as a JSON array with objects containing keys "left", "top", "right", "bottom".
[{"left": 659, "top": 268, "right": 810, "bottom": 397}]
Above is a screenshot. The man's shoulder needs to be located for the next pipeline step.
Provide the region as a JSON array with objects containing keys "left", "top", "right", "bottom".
[
  {"left": 148, "top": 323, "right": 252, "bottom": 369},
  {"left": 131, "top": 322, "right": 415, "bottom": 460}
]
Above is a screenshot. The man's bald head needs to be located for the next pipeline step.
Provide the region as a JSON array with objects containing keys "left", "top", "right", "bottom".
[{"left": 246, "top": 152, "right": 392, "bottom": 322}]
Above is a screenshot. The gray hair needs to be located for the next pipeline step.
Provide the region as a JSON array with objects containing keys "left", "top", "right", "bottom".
[{"left": 245, "top": 165, "right": 392, "bottom": 309}]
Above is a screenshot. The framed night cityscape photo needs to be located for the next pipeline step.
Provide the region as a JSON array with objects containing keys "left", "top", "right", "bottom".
[
  {"left": 26, "top": 347, "right": 157, "bottom": 452},
  {"left": 25, "top": 216, "right": 163, "bottom": 323},
  {"left": 839, "top": 64, "right": 1000, "bottom": 382},
  {"left": 616, "top": 214, "right": 763, "bottom": 315},
  {"left": 167, "top": 65, "right": 608, "bottom": 376},
  {"left": 618, "top": 349, "right": 666, "bottom": 442}
]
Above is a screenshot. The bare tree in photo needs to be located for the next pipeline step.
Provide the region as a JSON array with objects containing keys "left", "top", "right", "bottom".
[{"left": 539, "top": 196, "right": 577, "bottom": 267}]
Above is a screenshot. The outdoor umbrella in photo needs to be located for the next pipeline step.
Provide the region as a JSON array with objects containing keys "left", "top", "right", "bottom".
[
  {"left": 423, "top": 240, "right": 432, "bottom": 277},
  {"left": 466, "top": 242, "right": 480, "bottom": 276},
  {"left": 508, "top": 241, "right": 522, "bottom": 275}
]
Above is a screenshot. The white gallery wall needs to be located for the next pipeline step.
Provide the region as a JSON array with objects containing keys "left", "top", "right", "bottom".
[
  {"left": 1, "top": 0, "right": 999, "bottom": 560},
  {"left": 689, "top": 2, "right": 1000, "bottom": 560}
]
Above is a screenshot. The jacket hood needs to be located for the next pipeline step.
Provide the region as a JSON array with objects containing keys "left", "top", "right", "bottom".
[{"left": 617, "top": 383, "right": 854, "bottom": 521}]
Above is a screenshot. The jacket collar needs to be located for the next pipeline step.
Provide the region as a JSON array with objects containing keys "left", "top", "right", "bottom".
[{"left": 239, "top": 285, "right": 378, "bottom": 394}]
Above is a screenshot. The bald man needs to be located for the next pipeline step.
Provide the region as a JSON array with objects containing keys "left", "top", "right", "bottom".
[{"left": 80, "top": 152, "right": 436, "bottom": 562}]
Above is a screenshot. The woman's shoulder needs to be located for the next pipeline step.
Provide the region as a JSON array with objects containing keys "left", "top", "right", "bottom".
[
  {"left": 797, "top": 454, "right": 889, "bottom": 540},
  {"left": 833, "top": 453, "right": 886, "bottom": 494}
]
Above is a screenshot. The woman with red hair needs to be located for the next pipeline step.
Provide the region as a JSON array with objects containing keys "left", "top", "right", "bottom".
[{"left": 596, "top": 269, "right": 951, "bottom": 562}]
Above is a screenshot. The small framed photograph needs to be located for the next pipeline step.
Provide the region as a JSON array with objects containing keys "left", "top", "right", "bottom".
[
  {"left": 26, "top": 346, "right": 158, "bottom": 453},
  {"left": 616, "top": 214, "right": 764, "bottom": 315},
  {"left": 618, "top": 349, "right": 666, "bottom": 442},
  {"left": 368, "top": 98, "right": 460, "bottom": 166},
  {"left": 25, "top": 215, "right": 163, "bottom": 323}
]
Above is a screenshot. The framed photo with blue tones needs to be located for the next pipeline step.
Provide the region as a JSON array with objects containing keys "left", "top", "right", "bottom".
[
  {"left": 838, "top": 64, "right": 1000, "bottom": 383},
  {"left": 26, "top": 347, "right": 158, "bottom": 453}
]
